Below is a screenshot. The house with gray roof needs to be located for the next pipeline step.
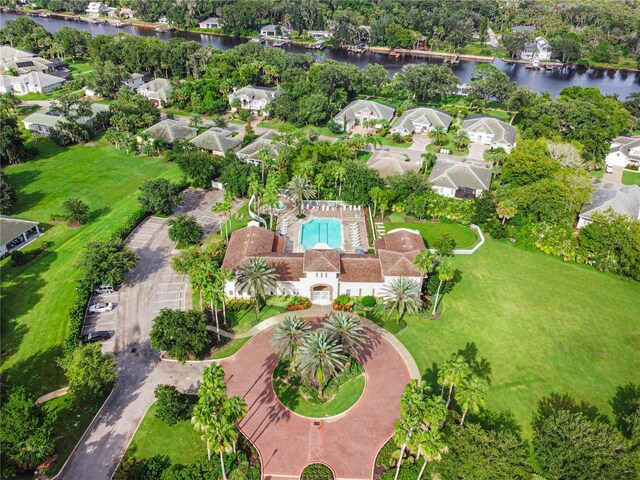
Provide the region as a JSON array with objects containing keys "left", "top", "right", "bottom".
[
  {"left": 199, "top": 17, "right": 223, "bottom": 29},
  {"left": 260, "top": 25, "right": 291, "bottom": 37},
  {"left": 22, "top": 103, "right": 109, "bottom": 136},
  {"left": 236, "top": 130, "right": 280, "bottom": 165},
  {"left": 0, "top": 215, "right": 41, "bottom": 257},
  {"left": 0, "top": 71, "right": 65, "bottom": 95},
  {"left": 228, "top": 85, "right": 282, "bottom": 114},
  {"left": 577, "top": 183, "right": 640, "bottom": 228},
  {"left": 332, "top": 99, "right": 396, "bottom": 132},
  {"left": 461, "top": 114, "right": 516, "bottom": 152},
  {"left": 190, "top": 128, "right": 242, "bottom": 155},
  {"left": 136, "top": 78, "right": 172, "bottom": 106},
  {"left": 428, "top": 159, "right": 493, "bottom": 199},
  {"left": 605, "top": 136, "right": 640, "bottom": 168},
  {"left": 142, "top": 119, "right": 197, "bottom": 145},
  {"left": 390, "top": 107, "right": 452, "bottom": 136}
]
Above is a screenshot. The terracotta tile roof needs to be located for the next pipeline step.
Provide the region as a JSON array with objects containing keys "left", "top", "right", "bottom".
[
  {"left": 378, "top": 250, "right": 422, "bottom": 277},
  {"left": 303, "top": 249, "right": 341, "bottom": 272},
  {"left": 375, "top": 229, "right": 426, "bottom": 253},
  {"left": 260, "top": 253, "right": 304, "bottom": 281},
  {"left": 340, "top": 254, "right": 384, "bottom": 282},
  {"left": 221, "top": 226, "right": 277, "bottom": 271}
]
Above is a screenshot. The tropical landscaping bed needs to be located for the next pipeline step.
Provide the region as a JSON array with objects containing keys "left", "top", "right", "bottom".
[{"left": 272, "top": 356, "right": 365, "bottom": 418}]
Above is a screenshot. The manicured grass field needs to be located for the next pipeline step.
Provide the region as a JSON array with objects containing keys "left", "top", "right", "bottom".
[
  {"left": 397, "top": 238, "right": 640, "bottom": 437},
  {"left": 225, "top": 303, "right": 286, "bottom": 333},
  {"left": 128, "top": 402, "right": 206, "bottom": 465},
  {"left": 384, "top": 221, "right": 479, "bottom": 249},
  {"left": 273, "top": 375, "right": 365, "bottom": 418},
  {"left": 1, "top": 136, "right": 180, "bottom": 396},
  {"left": 622, "top": 170, "right": 640, "bottom": 186},
  {"left": 211, "top": 337, "right": 251, "bottom": 359},
  {"left": 43, "top": 393, "right": 99, "bottom": 475}
]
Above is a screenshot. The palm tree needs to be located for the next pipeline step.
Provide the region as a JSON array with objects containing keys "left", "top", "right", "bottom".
[
  {"left": 216, "top": 268, "right": 233, "bottom": 325},
  {"left": 221, "top": 395, "right": 248, "bottom": 453},
  {"left": 438, "top": 354, "right": 470, "bottom": 408},
  {"left": 496, "top": 200, "right": 517, "bottom": 225},
  {"left": 452, "top": 128, "right": 470, "bottom": 151},
  {"left": 429, "top": 125, "right": 448, "bottom": 145},
  {"left": 423, "top": 394, "right": 448, "bottom": 429},
  {"left": 415, "top": 429, "right": 447, "bottom": 480},
  {"left": 272, "top": 316, "right": 311, "bottom": 364},
  {"left": 323, "top": 312, "right": 367, "bottom": 355},
  {"left": 432, "top": 260, "right": 455, "bottom": 315},
  {"left": 381, "top": 277, "right": 422, "bottom": 322},
  {"left": 393, "top": 381, "right": 426, "bottom": 480},
  {"left": 287, "top": 175, "right": 315, "bottom": 215},
  {"left": 413, "top": 251, "right": 436, "bottom": 277},
  {"left": 200, "top": 263, "right": 222, "bottom": 341},
  {"left": 297, "top": 330, "right": 347, "bottom": 398},
  {"left": 190, "top": 264, "right": 209, "bottom": 311},
  {"left": 333, "top": 163, "right": 347, "bottom": 198},
  {"left": 421, "top": 151, "right": 437, "bottom": 171},
  {"left": 235, "top": 257, "right": 278, "bottom": 319},
  {"left": 458, "top": 376, "right": 487, "bottom": 426},
  {"left": 189, "top": 113, "right": 203, "bottom": 129}
]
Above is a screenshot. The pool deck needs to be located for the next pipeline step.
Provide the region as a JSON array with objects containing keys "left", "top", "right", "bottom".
[{"left": 277, "top": 204, "right": 369, "bottom": 253}]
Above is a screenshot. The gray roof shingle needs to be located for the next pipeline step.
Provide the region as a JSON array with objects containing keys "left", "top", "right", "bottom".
[
  {"left": 391, "top": 107, "right": 452, "bottom": 134},
  {"left": 142, "top": 119, "right": 197, "bottom": 144},
  {"left": 0, "top": 215, "right": 38, "bottom": 245},
  {"left": 333, "top": 100, "right": 396, "bottom": 125},
  {"left": 462, "top": 114, "right": 516, "bottom": 147},
  {"left": 580, "top": 183, "right": 640, "bottom": 221},
  {"left": 429, "top": 160, "right": 493, "bottom": 191},
  {"left": 189, "top": 128, "right": 241, "bottom": 153}
]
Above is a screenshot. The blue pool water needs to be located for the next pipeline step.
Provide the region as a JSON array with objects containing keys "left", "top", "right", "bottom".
[{"left": 300, "top": 219, "right": 342, "bottom": 250}]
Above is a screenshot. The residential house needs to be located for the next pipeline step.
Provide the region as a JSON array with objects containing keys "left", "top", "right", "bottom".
[
  {"left": 22, "top": 103, "right": 109, "bottom": 136},
  {"left": 521, "top": 36, "right": 552, "bottom": 61},
  {"left": 122, "top": 72, "right": 149, "bottom": 89},
  {"left": 461, "top": 114, "right": 516, "bottom": 152},
  {"left": 199, "top": 17, "right": 223, "bottom": 29},
  {"left": 228, "top": 85, "right": 282, "bottom": 114},
  {"left": 141, "top": 119, "right": 197, "bottom": 145},
  {"left": 577, "top": 184, "right": 640, "bottom": 228},
  {"left": 366, "top": 152, "right": 422, "bottom": 178},
  {"left": 260, "top": 25, "right": 291, "bottom": 37},
  {"left": 0, "top": 46, "right": 69, "bottom": 75},
  {"left": 332, "top": 99, "right": 396, "bottom": 132},
  {"left": 0, "top": 215, "right": 41, "bottom": 257},
  {"left": 428, "top": 160, "right": 493, "bottom": 199},
  {"left": 605, "top": 136, "right": 640, "bottom": 168},
  {"left": 222, "top": 226, "right": 425, "bottom": 304},
  {"left": 236, "top": 130, "right": 280, "bottom": 165},
  {"left": 86, "top": 2, "right": 110, "bottom": 16},
  {"left": 118, "top": 7, "right": 134, "bottom": 18},
  {"left": 136, "top": 78, "right": 172, "bottom": 107},
  {"left": 390, "top": 107, "right": 452, "bottom": 136},
  {"left": 0, "top": 71, "right": 65, "bottom": 94},
  {"left": 308, "top": 30, "right": 332, "bottom": 39},
  {"left": 189, "top": 128, "right": 242, "bottom": 155}
]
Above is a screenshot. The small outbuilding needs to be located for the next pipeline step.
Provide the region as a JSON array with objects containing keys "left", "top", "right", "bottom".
[{"left": 0, "top": 215, "right": 41, "bottom": 257}]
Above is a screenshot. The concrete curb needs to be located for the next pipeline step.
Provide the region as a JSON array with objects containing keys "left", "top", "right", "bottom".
[{"left": 51, "top": 387, "right": 116, "bottom": 480}]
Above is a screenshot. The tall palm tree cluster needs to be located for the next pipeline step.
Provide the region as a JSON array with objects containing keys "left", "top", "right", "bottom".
[
  {"left": 392, "top": 353, "right": 487, "bottom": 478},
  {"left": 272, "top": 312, "right": 367, "bottom": 398},
  {"left": 189, "top": 261, "right": 234, "bottom": 341},
  {"left": 192, "top": 364, "right": 248, "bottom": 480}
]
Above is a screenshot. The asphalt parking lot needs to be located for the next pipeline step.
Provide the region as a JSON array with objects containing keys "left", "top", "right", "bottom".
[
  {"left": 150, "top": 272, "right": 188, "bottom": 316},
  {"left": 82, "top": 290, "right": 118, "bottom": 354}
]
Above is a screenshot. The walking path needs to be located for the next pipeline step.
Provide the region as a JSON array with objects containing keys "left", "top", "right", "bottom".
[
  {"left": 220, "top": 316, "right": 411, "bottom": 479},
  {"left": 36, "top": 387, "right": 69, "bottom": 405}
]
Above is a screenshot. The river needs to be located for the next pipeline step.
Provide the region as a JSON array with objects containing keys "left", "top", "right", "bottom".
[{"left": 2, "top": 12, "right": 639, "bottom": 99}]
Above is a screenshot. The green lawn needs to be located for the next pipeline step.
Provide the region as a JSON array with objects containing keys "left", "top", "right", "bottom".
[
  {"left": 128, "top": 402, "right": 206, "bottom": 465},
  {"left": 356, "top": 151, "right": 373, "bottom": 163},
  {"left": 42, "top": 392, "right": 106, "bottom": 475},
  {"left": 384, "top": 221, "right": 479, "bottom": 249},
  {"left": 396, "top": 238, "right": 640, "bottom": 437},
  {"left": 1, "top": 136, "right": 180, "bottom": 396},
  {"left": 211, "top": 337, "right": 251, "bottom": 359},
  {"left": 225, "top": 303, "right": 285, "bottom": 333},
  {"left": 458, "top": 43, "right": 508, "bottom": 59},
  {"left": 256, "top": 119, "right": 341, "bottom": 139},
  {"left": 222, "top": 202, "right": 250, "bottom": 233},
  {"left": 273, "top": 375, "right": 365, "bottom": 418},
  {"left": 622, "top": 170, "right": 640, "bottom": 186}
]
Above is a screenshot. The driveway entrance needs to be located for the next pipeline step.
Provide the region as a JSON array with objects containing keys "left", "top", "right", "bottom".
[{"left": 311, "top": 285, "right": 333, "bottom": 305}]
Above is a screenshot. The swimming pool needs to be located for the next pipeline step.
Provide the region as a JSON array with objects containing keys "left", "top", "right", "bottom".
[{"left": 300, "top": 218, "right": 342, "bottom": 250}]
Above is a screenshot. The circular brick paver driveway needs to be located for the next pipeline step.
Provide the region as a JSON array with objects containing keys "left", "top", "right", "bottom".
[{"left": 220, "top": 317, "right": 411, "bottom": 479}]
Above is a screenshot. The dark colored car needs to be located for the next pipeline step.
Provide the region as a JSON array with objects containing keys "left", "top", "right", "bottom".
[{"left": 81, "top": 331, "right": 110, "bottom": 344}]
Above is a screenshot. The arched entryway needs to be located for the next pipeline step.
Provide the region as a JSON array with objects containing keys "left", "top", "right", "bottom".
[{"left": 311, "top": 285, "right": 333, "bottom": 305}]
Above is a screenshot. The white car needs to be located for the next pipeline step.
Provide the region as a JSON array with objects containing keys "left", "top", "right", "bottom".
[
  {"left": 88, "top": 302, "right": 114, "bottom": 314},
  {"left": 94, "top": 285, "right": 114, "bottom": 294},
  {"left": 605, "top": 164, "right": 614, "bottom": 173}
]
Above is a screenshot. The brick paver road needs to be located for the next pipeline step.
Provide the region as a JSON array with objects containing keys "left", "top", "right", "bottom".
[{"left": 221, "top": 317, "right": 410, "bottom": 479}]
